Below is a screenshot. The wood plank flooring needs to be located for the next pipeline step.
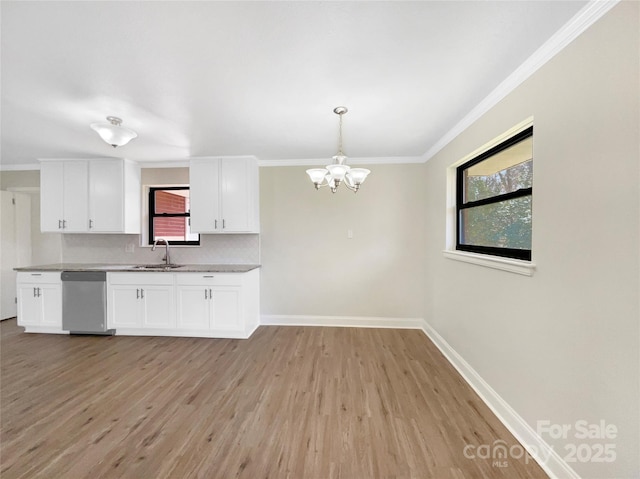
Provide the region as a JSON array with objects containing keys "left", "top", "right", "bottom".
[{"left": 1, "top": 319, "right": 548, "bottom": 478}]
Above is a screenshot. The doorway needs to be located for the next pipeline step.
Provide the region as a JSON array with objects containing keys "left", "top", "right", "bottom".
[{"left": 1, "top": 191, "right": 31, "bottom": 320}]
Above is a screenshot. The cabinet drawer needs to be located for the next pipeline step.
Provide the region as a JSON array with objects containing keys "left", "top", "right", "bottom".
[
  {"left": 175, "top": 273, "right": 244, "bottom": 286},
  {"left": 108, "top": 272, "right": 175, "bottom": 285},
  {"left": 17, "top": 272, "right": 61, "bottom": 284}
]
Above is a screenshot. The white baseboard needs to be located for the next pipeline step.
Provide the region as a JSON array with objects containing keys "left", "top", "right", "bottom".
[
  {"left": 420, "top": 320, "right": 580, "bottom": 479},
  {"left": 22, "top": 326, "right": 69, "bottom": 334},
  {"left": 260, "top": 314, "right": 424, "bottom": 329},
  {"left": 113, "top": 328, "right": 252, "bottom": 339}
]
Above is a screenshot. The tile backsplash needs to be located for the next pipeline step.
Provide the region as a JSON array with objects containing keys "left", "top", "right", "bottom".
[{"left": 62, "top": 234, "right": 260, "bottom": 265}]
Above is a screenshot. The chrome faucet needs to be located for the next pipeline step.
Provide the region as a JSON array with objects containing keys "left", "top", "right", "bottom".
[{"left": 152, "top": 238, "right": 171, "bottom": 265}]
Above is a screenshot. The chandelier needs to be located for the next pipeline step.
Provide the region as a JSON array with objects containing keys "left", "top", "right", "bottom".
[
  {"left": 90, "top": 116, "right": 138, "bottom": 148},
  {"left": 306, "top": 106, "right": 370, "bottom": 193}
]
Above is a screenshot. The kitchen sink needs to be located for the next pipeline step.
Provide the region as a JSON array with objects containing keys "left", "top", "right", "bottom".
[{"left": 133, "top": 264, "right": 183, "bottom": 270}]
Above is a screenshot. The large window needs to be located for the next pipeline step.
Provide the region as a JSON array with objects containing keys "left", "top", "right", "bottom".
[
  {"left": 148, "top": 187, "right": 199, "bottom": 246},
  {"left": 456, "top": 126, "right": 533, "bottom": 261}
]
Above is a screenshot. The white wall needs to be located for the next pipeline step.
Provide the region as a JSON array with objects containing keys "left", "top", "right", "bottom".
[
  {"left": 422, "top": 2, "right": 639, "bottom": 477},
  {"left": 260, "top": 164, "right": 427, "bottom": 319},
  {"left": 0, "top": 171, "right": 62, "bottom": 265}
]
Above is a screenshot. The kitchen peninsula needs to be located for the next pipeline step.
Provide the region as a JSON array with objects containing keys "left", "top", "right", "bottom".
[{"left": 15, "top": 263, "right": 260, "bottom": 339}]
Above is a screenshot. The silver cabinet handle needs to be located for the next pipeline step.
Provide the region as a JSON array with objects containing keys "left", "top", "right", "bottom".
[
  {"left": 214, "top": 219, "right": 218, "bottom": 229},
  {"left": 37, "top": 287, "right": 41, "bottom": 297},
  {"left": 33, "top": 287, "right": 37, "bottom": 298},
  {"left": 209, "top": 288, "right": 212, "bottom": 299},
  {"left": 140, "top": 289, "right": 144, "bottom": 299},
  {"left": 203, "top": 275, "right": 214, "bottom": 278},
  {"left": 62, "top": 220, "right": 67, "bottom": 229},
  {"left": 222, "top": 219, "right": 226, "bottom": 229},
  {"left": 136, "top": 288, "right": 140, "bottom": 299},
  {"left": 58, "top": 220, "right": 62, "bottom": 229},
  {"left": 89, "top": 219, "right": 93, "bottom": 229},
  {"left": 205, "top": 289, "right": 208, "bottom": 299}
]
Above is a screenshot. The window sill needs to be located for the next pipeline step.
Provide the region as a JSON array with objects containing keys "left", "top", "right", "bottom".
[{"left": 442, "top": 250, "right": 536, "bottom": 276}]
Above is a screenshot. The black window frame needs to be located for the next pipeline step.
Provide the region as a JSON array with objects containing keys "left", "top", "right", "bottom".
[
  {"left": 148, "top": 186, "right": 200, "bottom": 246},
  {"left": 456, "top": 126, "right": 533, "bottom": 261}
]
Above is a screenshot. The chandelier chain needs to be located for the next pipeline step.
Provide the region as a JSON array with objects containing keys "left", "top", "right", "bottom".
[{"left": 337, "top": 111, "right": 344, "bottom": 156}]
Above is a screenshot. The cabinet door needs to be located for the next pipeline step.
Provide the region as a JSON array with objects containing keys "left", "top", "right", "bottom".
[
  {"left": 39, "top": 284, "right": 62, "bottom": 327},
  {"left": 109, "top": 286, "right": 141, "bottom": 328},
  {"left": 220, "top": 158, "right": 252, "bottom": 232},
  {"left": 89, "top": 160, "right": 123, "bottom": 232},
  {"left": 189, "top": 159, "right": 220, "bottom": 233},
  {"left": 141, "top": 285, "right": 175, "bottom": 329},
  {"left": 17, "top": 284, "right": 41, "bottom": 326},
  {"left": 211, "top": 287, "right": 242, "bottom": 332},
  {"left": 62, "top": 161, "right": 89, "bottom": 232},
  {"left": 40, "top": 162, "right": 65, "bottom": 232},
  {"left": 176, "top": 285, "right": 211, "bottom": 330}
]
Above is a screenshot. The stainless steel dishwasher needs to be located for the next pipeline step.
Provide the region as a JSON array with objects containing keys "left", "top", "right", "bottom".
[{"left": 61, "top": 271, "right": 114, "bottom": 335}]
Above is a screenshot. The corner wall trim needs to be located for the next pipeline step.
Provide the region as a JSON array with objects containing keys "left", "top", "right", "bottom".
[
  {"left": 420, "top": 320, "right": 580, "bottom": 479},
  {"left": 260, "top": 314, "right": 424, "bottom": 330}
]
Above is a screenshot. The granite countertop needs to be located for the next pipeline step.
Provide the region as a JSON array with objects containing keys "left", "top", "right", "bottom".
[{"left": 15, "top": 263, "right": 261, "bottom": 273}]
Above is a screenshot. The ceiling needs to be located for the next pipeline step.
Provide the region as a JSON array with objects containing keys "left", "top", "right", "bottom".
[{"left": 1, "top": 1, "right": 590, "bottom": 169}]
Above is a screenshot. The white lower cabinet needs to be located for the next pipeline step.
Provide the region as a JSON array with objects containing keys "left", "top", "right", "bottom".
[
  {"left": 142, "top": 286, "right": 175, "bottom": 328},
  {"left": 107, "top": 269, "right": 259, "bottom": 338},
  {"left": 176, "top": 278, "right": 242, "bottom": 334},
  {"left": 211, "top": 288, "right": 241, "bottom": 332},
  {"left": 176, "top": 285, "right": 212, "bottom": 330},
  {"left": 108, "top": 273, "right": 175, "bottom": 331},
  {"left": 16, "top": 272, "right": 63, "bottom": 333},
  {"left": 109, "top": 285, "right": 140, "bottom": 328}
]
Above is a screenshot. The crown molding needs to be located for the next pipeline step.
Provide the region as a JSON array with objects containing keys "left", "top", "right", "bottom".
[
  {"left": 0, "top": 163, "right": 41, "bottom": 171},
  {"left": 257, "top": 156, "right": 425, "bottom": 167},
  {"left": 423, "top": 0, "right": 620, "bottom": 163},
  {"left": 137, "top": 160, "right": 190, "bottom": 168}
]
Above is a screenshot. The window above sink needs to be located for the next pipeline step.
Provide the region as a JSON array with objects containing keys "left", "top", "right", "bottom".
[{"left": 148, "top": 186, "right": 200, "bottom": 246}]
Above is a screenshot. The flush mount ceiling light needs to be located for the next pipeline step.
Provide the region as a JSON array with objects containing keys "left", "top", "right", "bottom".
[
  {"left": 90, "top": 116, "right": 137, "bottom": 148},
  {"left": 306, "top": 106, "right": 371, "bottom": 193}
]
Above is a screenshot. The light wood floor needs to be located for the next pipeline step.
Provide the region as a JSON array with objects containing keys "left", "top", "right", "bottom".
[{"left": 1, "top": 319, "right": 547, "bottom": 478}]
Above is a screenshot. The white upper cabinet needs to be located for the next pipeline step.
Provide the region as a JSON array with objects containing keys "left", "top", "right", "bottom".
[
  {"left": 189, "top": 157, "right": 259, "bottom": 234},
  {"left": 40, "top": 160, "right": 65, "bottom": 232},
  {"left": 41, "top": 160, "right": 88, "bottom": 232},
  {"left": 190, "top": 159, "right": 220, "bottom": 233},
  {"left": 40, "top": 159, "right": 140, "bottom": 234}
]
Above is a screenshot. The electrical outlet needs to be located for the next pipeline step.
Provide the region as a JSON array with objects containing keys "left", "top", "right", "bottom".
[
  {"left": 347, "top": 229, "right": 353, "bottom": 239},
  {"left": 125, "top": 243, "right": 135, "bottom": 253}
]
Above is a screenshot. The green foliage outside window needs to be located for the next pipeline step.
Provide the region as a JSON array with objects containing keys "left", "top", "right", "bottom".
[
  {"left": 457, "top": 126, "right": 533, "bottom": 260},
  {"left": 463, "top": 161, "right": 532, "bottom": 250}
]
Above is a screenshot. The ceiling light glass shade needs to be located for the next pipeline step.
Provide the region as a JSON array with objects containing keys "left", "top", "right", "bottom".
[
  {"left": 90, "top": 116, "right": 137, "bottom": 147},
  {"left": 326, "top": 163, "right": 350, "bottom": 182},
  {"left": 348, "top": 168, "right": 371, "bottom": 185},
  {"left": 306, "top": 168, "right": 329, "bottom": 184}
]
